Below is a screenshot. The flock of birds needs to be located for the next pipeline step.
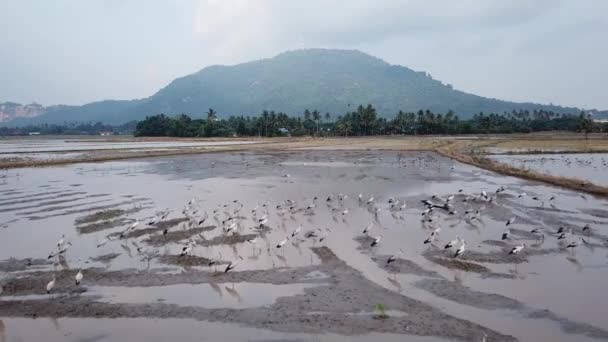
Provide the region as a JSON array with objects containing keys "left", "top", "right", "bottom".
[{"left": 37, "top": 180, "right": 599, "bottom": 297}]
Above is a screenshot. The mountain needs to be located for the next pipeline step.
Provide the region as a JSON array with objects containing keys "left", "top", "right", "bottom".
[
  {"left": 3, "top": 49, "right": 591, "bottom": 125},
  {"left": 0, "top": 102, "right": 47, "bottom": 122}
]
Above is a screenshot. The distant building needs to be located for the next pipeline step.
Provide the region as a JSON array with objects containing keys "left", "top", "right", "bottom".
[
  {"left": 28, "top": 132, "right": 40, "bottom": 136},
  {"left": 99, "top": 131, "right": 113, "bottom": 136}
]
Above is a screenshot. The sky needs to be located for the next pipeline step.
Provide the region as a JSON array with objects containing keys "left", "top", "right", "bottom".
[{"left": 0, "top": 0, "right": 607, "bottom": 109}]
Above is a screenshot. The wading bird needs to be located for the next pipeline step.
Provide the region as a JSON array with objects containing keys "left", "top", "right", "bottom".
[
  {"left": 371, "top": 236, "right": 382, "bottom": 247},
  {"left": 509, "top": 243, "right": 525, "bottom": 255},
  {"left": 454, "top": 240, "right": 466, "bottom": 258},
  {"left": 75, "top": 269, "right": 83, "bottom": 285},
  {"left": 46, "top": 275, "right": 56, "bottom": 294},
  {"left": 444, "top": 236, "right": 461, "bottom": 249}
]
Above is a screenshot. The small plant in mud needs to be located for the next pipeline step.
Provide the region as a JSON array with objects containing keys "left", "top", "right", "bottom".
[{"left": 375, "top": 303, "right": 388, "bottom": 319}]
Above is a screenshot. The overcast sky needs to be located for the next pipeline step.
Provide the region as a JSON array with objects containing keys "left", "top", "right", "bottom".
[{"left": 1, "top": 0, "right": 606, "bottom": 109}]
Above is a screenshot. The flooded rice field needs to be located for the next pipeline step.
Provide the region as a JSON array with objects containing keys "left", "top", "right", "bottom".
[
  {"left": 1, "top": 151, "right": 608, "bottom": 341},
  {"left": 490, "top": 153, "right": 608, "bottom": 186},
  {"left": 0, "top": 137, "right": 256, "bottom": 153}
]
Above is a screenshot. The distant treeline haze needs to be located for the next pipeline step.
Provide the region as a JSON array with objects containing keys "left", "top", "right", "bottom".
[
  {"left": 134, "top": 105, "right": 603, "bottom": 137},
  {"left": 0, "top": 121, "right": 136, "bottom": 136}
]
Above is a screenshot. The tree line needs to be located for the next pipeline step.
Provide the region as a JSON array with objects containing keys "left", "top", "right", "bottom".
[
  {"left": 0, "top": 121, "right": 136, "bottom": 136},
  {"left": 134, "top": 105, "right": 605, "bottom": 138}
]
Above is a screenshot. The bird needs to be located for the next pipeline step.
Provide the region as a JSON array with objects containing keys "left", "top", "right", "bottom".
[
  {"left": 291, "top": 225, "right": 302, "bottom": 237},
  {"left": 363, "top": 222, "right": 373, "bottom": 235},
  {"left": 582, "top": 224, "right": 591, "bottom": 233},
  {"left": 557, "top": 226, "right": 565, "bottom": 234},
  {"left": 180, "top": 241, "right": 195, "bottom": 257},
  {"left": 509, "top": 243, "right": 525, "bottom": 255},
  {"left": 423, "top": 229, "right": 440, "bottom": 244},
  {"left": 371, "top": 236, "right": 382, "bottom": 247},
  {"left": 224, "top": 260, "right": 237, "bottom": 273},
  {"left": 276, "top": 237, "right": 288, "bottom": 248},
  {"left": 246, "top": 237, "right": 258, "bottom": 244},
  {"left": 319, "top": 231, "right": 329, "bottom": 243},
  {"left": 46, "top": 275, "right": 56, "bottom": 294},
  {"left": 444, "top": 236, "right": 461, "bottom": 249},
  {"left": 57, "top": 234, "right": 66, "bottom": 249},
  {"left": 120, "top": 220, "right": 140, "bottom": 238},
  {"left": 341, "top": 209, "right": 349, "bottom": 215},
  {"left": 97, "top": 236, "right": 111, "bottom": 248},
  {"left": 566, "top": 240, "right": 580, "bottom": 248},
  {"left": 502, "top": 229, "right": 510, "bottom": 240},
  {"left": 258, "top": 215, "right": 268, "bottom": 227},
  {"left": 366, "top": 196, "right": 374, "bottom": 205},
  {"left": 506, "top": 217, "right": 516, "bottom": 226},
  {"left": 454, "top": 240, "right": 466, "bottom": 258},
  {"left": 75, "top": 269, "right": 83, "bottom": 285},
  {"left": 387, "top": 249, "right": 404, "bottom": 264}
]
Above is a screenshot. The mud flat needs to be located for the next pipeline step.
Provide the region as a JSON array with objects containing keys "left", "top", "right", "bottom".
[{"left": 1, "top": 150, "right": 608, "bottom": 341}]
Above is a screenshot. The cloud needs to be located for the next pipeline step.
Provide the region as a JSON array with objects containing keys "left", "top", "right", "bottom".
[{"left": 192, "top": 0, "right": 559, "bottom": 48}]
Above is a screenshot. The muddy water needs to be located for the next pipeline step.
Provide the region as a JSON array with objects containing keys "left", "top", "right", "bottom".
[
  {"left": 490, "top": 153, "right": 608, "bottom": 186},
  {"left": 0, "top": 137, "right": 257, "bottom": 153},
  {"left": 1, "top": 151, "right": 607, "bottom": 341}
]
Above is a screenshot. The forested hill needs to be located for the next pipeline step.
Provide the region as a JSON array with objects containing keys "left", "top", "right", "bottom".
[{"left": 7, "top": 49, "right": 583, "bottom": 125}]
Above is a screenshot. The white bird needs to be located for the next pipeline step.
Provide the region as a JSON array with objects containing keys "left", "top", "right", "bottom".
[
  {"left": 454, "top": 240, "right": 466, "bottom": 258},
  {"left": 276, "top": 237, "right": 288, "bottom": 248},
  {"left": 506, "top": 217, "right": 516, "bottom": 226},
  {"left": 119, "top": 220, "right": 140, "bottom": 238},
  {"left": 358, "top": 193, "right": 363, "bottom": 201},
  {"left": 502, "top": 229, "right": 510, "bottom": 240},
  {"left": 371, "top": 236, "right": 382, "bottom": 247},
  {"left": 180, "top": 241, "right": 195, "bottom": 257},
  {"left": 446, "top": 195, "right": 455, "bottom": 202},
  {"left": 246, "top": 237, "right": 258, "bottom": 244},
  {"left": 291, "top": 225, "right": 302, "bottom": 237},
  {"left": 424, "top": 229, "right": 441, "bottom": 244},
  {"left": 48, "top": 241, "right": 72, "bottom": 259},
  {"left": 509, "top": 243, "right": 525, "bottom": 255},
  {"left": 46, "top": 275, "right": 56, "bottom": 294},
  {"left": 225, "top": 221, "right": 237, "bottom": 233},
  {"left": 366, "top": 196, "right": 374, "bottom": 204},
  {"left": 387, "top": 249, "right": 404, "bottom": 264},
  {"left": 363, "top": 222, "right": 373, "bottom": 235},
  {"left": 96, "top": 236, "right": 112, "bottom": 248},
  {"left": 258, "top": 215, "right": 268, "bottom": 227},
  {"left": 444, "top": 236, "right": 461, "bottom": 249},
  {"left": 57, "top": 234, "right": 66, "bottom": 249},
  {"left": 481, "top": 190, "right": 488, "bottom": 199},
  {"left": 75, "top": 269, "right": 83, "bottom": 285},
  {"left": 341, "top": 209, "right": 349, "bottom": 215}
]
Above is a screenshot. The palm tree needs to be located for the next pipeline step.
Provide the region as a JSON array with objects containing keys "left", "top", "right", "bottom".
[
  {"left": 206, "top": 108, "right": 217, "bottom": 122},
  {"left": 312, "top": 110, "right": 321, "bottom": 136}
]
